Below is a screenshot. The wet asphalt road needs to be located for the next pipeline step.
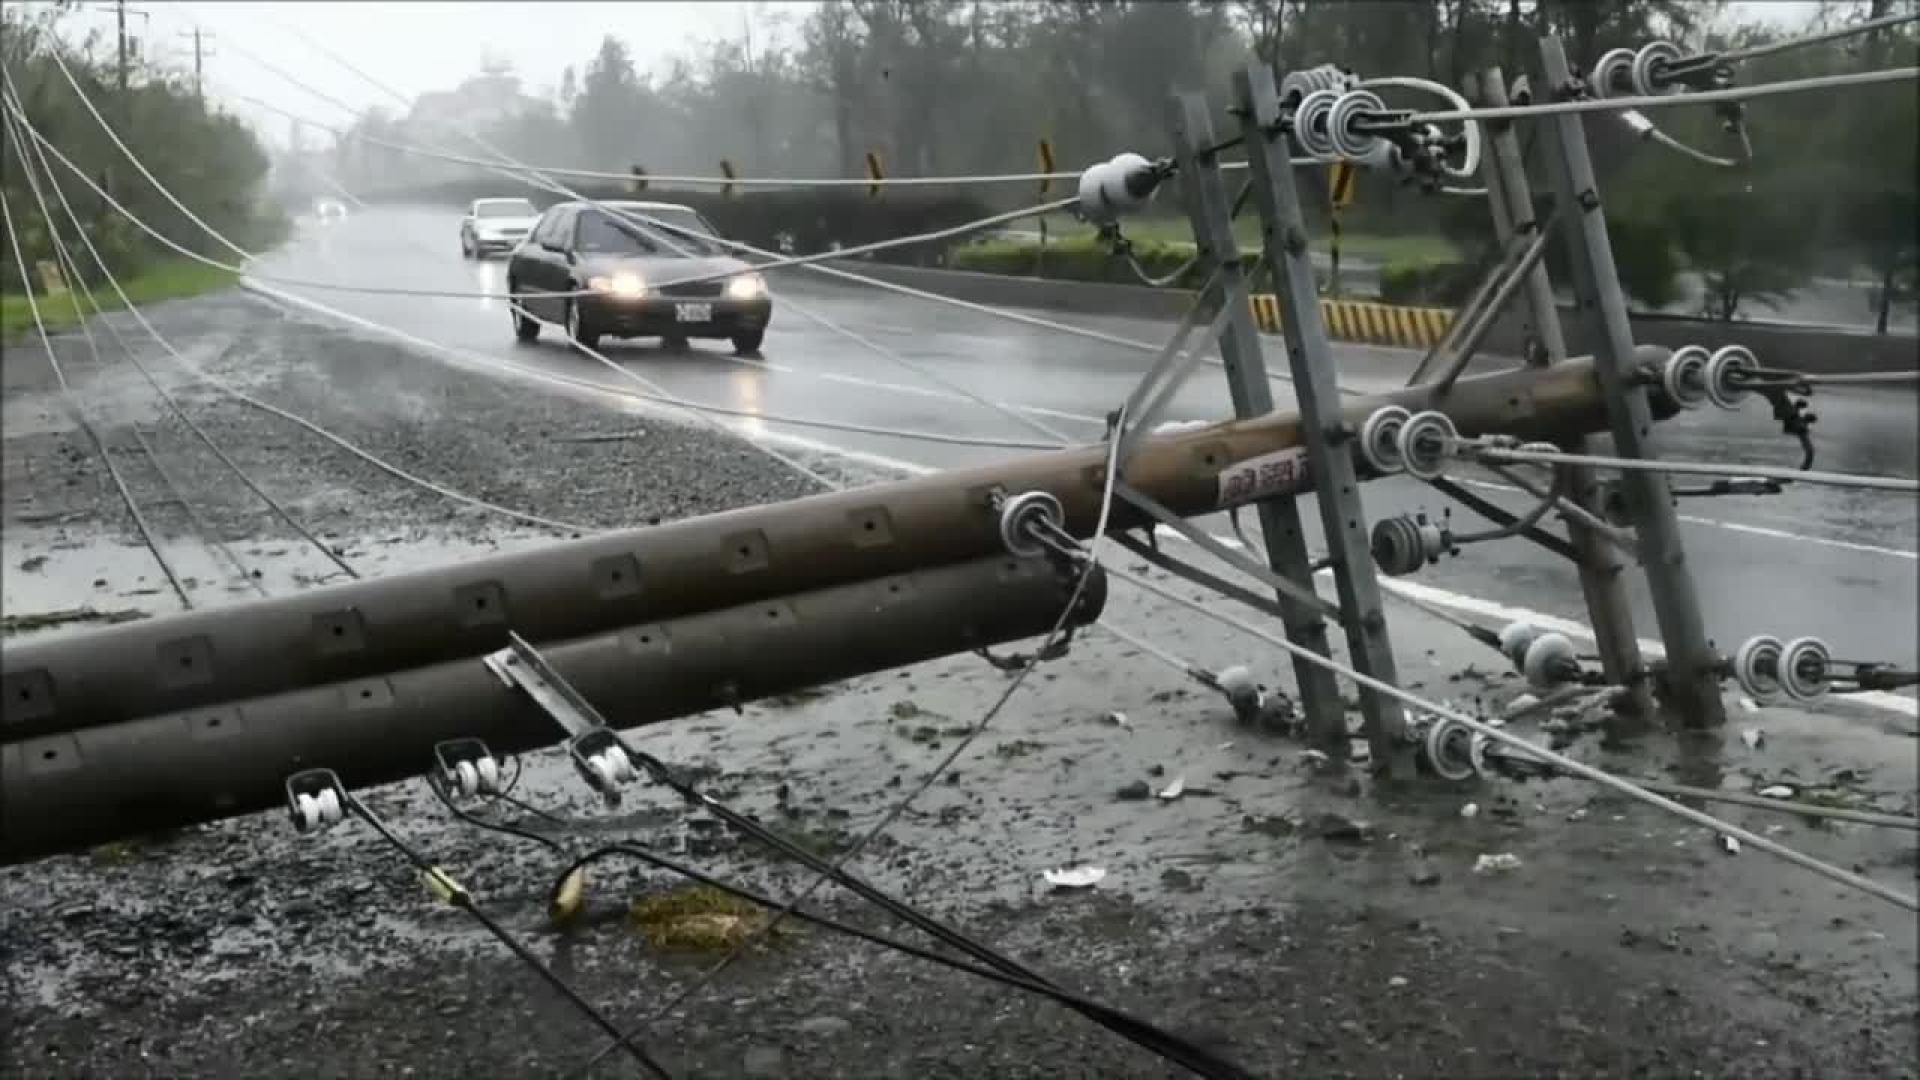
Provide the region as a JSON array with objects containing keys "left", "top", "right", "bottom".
[{"left": 246, "top": 205, "right": 1920, "bottom": 706}]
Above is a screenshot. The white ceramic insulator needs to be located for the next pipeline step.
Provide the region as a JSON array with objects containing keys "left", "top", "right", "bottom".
[{"left": 475, "top": 757, "right": 501, "bottom": 795}]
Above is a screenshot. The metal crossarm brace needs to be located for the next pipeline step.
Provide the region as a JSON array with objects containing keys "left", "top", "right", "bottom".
[
  {"left": 483, "top": 631, "right": 611, "bottom": 737},
  {"left": 1406, "top": 220, "right": 1552, "bottom": 387},
  {"left": 1472, "top": 66, "right": 1652, "bottom": 722},
  {"left": 1232, "top": 67, "right": 1411, "bottom": 775},
  {"left": 1535, "top": 39, "right": 1725, "bottom": 728},
  {"left": 1167, "top": 90, "right": 1352, "bottom": 763},
  {"left": 485, "top": 631, "right": 633, "bottom": 802}
]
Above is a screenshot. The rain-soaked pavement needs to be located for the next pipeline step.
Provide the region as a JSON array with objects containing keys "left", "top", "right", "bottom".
[{"left": 1, "top": 205, "right": 1916, "bottom": 1076}]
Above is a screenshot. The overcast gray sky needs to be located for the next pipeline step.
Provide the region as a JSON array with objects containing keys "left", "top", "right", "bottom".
[{"left": 40, "top": 0, "right": 1826, "bottom": 150}]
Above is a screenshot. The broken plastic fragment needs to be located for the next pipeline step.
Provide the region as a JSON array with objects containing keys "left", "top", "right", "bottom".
[
  {"left": 1157, "top": 776, "right": 1186, "bottom": 801},
  {"left": 1459, "top": 802, "right": 1480, "bottom": 820},
  {"left": 1473, "top": 852, "right": 1522, "bottom": 874},
  {"left": 1105, "top": 711, "right": 1132, "bottom": 730},
  {"left": 1720, "top": 834, "right": 1741, "bottom": 855},
  {"left": 1740, "top": 727, "right": 1765, "bottom": 750},
  {"left": 1042, "top": 865, "right": 1107, "bottom": 889},
  {"left": 1738, "top": 696, "right": 1759, "bottom": 713},
  {"left": 1757, "top": 784, "right": 1795, "bottom": 799}
]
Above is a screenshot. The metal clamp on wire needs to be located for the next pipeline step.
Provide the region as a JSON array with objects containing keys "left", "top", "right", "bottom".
[
  {"left": 433, "top": 738, "right": 503, "bottom": 800},
  {"left": 1731, "top": 634, "right": 1834, "bottom": 703},
  {"left": 1592, "top": 44, "right": 1747, "bottom": 165},
  {"left": 286, "top": 768, "right": 350, "bottom": 835}
]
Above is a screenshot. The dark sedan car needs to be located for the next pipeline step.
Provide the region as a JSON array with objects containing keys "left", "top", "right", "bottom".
[{"left": 505, "top": 200, "right": 770, "bottom": 354}]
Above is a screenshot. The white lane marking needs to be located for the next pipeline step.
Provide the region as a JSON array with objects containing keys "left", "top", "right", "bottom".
[
  {"left": 1150, "top": 525, "right": 1917, "bottom": 720},
  {"left": 1448, "top": 476, "right": 1916, "bottom": 561}
]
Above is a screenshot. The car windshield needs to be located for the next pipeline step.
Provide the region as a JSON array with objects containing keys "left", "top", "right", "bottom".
[
  {"left": 475, "top": 200, "right": 536, "bottom": 219},
  {"left": 575, "top": 206, "right": 725, "bottom": 257}
]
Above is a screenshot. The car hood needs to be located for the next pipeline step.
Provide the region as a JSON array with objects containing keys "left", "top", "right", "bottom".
[{"left": 578, "top": 254, "right": 758, "bottom": 283}]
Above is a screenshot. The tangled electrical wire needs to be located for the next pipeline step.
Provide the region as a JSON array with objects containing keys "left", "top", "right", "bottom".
[{"left": 402, "top": 732, "right": 1260, "bottom": 1080}]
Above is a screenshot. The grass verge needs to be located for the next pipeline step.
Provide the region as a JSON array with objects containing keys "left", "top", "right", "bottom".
[{"left": 0, "top": 257, "right": 240, "bottom": 344}]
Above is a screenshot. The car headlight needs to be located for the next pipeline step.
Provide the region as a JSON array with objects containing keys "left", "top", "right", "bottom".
[
  {"left": 725, "top": 273, "right": 767, "bottom": 300},
  {"left": 588, "top": 272, "right": 647, "bottom": 298}
]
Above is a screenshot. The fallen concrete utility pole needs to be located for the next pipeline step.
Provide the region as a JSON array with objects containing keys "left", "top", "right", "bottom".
[
  {"left": 1, "top": 554, "right": 1103, "bottom": 864},
  {"left": 2, "top": 356, "right": 1670, "bottom": 746}
]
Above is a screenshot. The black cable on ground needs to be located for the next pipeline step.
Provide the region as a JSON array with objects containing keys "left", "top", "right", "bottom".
[
  {"left": 339, "top": 794, "right": 676, "bottom": 1079},
  {"left": 586, "top": 746, "right": 1259, "bottom": 1080},
  {"left": 432, "top": 784, "right": 1258, "bottom": 1080},
  {"left": 558, "top": 841, "right": 1240, "bottom": 1063}
]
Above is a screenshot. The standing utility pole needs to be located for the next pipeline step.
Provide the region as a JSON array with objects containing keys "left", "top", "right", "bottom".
[
  {"left": 1534, "top": 37, "right": 1726, "bottom": 728},
  {"left": 116, "top": 0, "right": 129, "bottom": 96},
  {"left": 179, "top": 26, "right": 213, "bottom": 102}
]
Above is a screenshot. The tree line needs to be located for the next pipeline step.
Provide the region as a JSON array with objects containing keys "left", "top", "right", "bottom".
[
  {"left": 333, "top": 0, "right": 1914, "bottom": 327},
  {"left": 0, "top": 2, "right": 280, "bottom": 297}
]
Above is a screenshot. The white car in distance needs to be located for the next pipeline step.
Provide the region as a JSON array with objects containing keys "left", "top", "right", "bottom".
[{"left": 460, "top": 197, "right": 541, "bottom": 259}]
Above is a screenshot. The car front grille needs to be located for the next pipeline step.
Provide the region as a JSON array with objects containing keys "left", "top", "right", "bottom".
[{"left": 659, "top": 280, "right": 725, "bottom": 298}]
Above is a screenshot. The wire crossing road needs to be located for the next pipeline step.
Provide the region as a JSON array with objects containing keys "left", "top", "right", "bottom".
[{"left": 242, "top": 204, "right": 1919, "bottom": 712}]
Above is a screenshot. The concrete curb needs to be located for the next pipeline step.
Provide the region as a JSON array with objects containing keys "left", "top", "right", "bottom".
[{"left": 828, "top": 260, "right": 1918, "bottom": 377}]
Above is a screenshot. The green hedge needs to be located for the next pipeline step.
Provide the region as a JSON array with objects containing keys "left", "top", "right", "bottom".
[
  {"left": 1441, "top": 192, "right": 1682, "bottom": 311},
  {"left": 1376, "top": 257, "right": 1481, "bottom": 306},
  {"left": 948, "top": 234, "right": 1256, "bottom": 289}
]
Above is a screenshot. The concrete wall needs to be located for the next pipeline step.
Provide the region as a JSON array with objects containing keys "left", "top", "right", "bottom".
[{"left": 825, "top": 260, "right": 1919, "bottom": 378}]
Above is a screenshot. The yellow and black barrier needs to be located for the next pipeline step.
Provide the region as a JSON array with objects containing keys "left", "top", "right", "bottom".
[{"left": 1248, "top": 294, "right": 1455, "bottom": 351}]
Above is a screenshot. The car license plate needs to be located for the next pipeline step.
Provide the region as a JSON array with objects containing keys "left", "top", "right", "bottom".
[{"left": 674, "top": 303, "right": 711, "bottom": 322}]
